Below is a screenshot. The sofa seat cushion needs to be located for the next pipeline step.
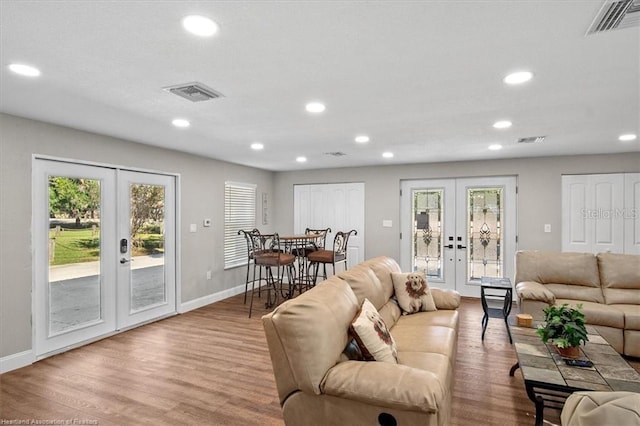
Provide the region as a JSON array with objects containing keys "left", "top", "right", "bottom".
[
  {"left": 391, "top": 324, "right": 457, "bottom": 361},
  {"left": 555, "top": 299, "right": 624, "bottom": 329},
  {"left": 609, "top": 304, "right": 640, "bottom": 331},
  {"left": 394, "top": 310, "right": 459, "bottom": 330},
  {"left": 397, "top": 352, "right": 453, "bottom": 390}
]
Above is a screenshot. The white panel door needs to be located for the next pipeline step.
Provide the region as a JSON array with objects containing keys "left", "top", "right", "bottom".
[
  {"left": 562, "top": 174, "right": 625, "bottom": 253},
  {"left": 294, "top": 183, "right": 365, "bottom": 268},
  {"left": 625, "top": 173, "right": 640, "bottom": 254},
  {"left": 562, "top": 176, "right": 590, "bottom": 252}
]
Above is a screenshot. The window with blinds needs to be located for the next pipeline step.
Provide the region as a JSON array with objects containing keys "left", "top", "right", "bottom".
[{"left": 224, "top": 181, "right": 257, "bottom": 269}]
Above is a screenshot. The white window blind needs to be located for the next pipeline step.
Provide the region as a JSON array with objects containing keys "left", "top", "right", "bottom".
[{"left": 224, "top": 181, "right": 257, "bottom": 269}]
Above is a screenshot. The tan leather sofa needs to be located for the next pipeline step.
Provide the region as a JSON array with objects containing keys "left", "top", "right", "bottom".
[
  {"left": 262, "top": 256, "right": 461, "bottom": 426},
  {"left": 515, "top": 251, "right": 640, "bottom": 357}
]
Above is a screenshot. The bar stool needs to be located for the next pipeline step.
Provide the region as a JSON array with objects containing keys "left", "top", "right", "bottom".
[
  {"left": 250, "top": 233, "right": 296, "bottom": 317},
  {"left": 237, "top": 228, "right": 262, "bottom": 304},
  {"left": 308, "top": 229, "right": 357, "bottom": 286}
]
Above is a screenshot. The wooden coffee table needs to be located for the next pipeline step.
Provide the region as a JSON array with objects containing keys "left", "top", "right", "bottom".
[{"left": 509, "top": 323, "right": 640, "bottom": 426}]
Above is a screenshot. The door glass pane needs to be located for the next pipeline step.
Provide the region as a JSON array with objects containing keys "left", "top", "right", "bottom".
[
  {"left": 467, "top": 187, "right": 503, "bottom": 281},
  {"left": 412, "top": 189, "right": 443, "bottom": 279},
  {"left": 48, "top": 176, "right": 101, "bottom": 335},
  {"left": 130, "top": 183, "right": 166, "bottom": 311}
]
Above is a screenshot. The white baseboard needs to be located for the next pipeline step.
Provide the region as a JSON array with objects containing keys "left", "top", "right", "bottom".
[
  {"left": 0, "top": 349, "right": 34, "bottom": 374},
  {"left": 179, "top": 284, "right": 245, "bottom": 313}
]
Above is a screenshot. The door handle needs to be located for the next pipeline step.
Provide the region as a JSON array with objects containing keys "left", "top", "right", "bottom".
[
  {"left": 446, "top": 244, "right": 454, "bottom": 249},
  {"left": 457, "top": 244, "right": 467, "bottom": 249},
  {"left": 120, "top": 258, "right": 130, "bottom": 264}
]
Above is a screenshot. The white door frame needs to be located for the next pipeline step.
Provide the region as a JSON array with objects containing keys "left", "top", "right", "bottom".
[
  {"left": 33, "top": 156, "right": 180, "bottom": 359},
  {"left": 400, "top": 176, "right": 517, "bottom": 298}
]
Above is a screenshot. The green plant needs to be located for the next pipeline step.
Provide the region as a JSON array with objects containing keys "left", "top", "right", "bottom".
[{"left": 537, "top": 304, "right": 589, "bottom": 348}]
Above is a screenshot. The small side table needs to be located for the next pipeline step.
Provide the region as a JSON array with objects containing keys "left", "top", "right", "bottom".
[{"left": 481, "top": 277, "right": 513, "bottom": 343}]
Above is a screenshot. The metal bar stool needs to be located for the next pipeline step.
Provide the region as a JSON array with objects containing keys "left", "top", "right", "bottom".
[
  {"left": 308, "top": 229, "right": 357, "bottom": 286},
  {"left": 250, "top": 233, "right": 296, "bottom": 317}
]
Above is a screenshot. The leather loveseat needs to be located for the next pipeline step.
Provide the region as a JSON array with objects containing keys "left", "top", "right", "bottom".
[
  {"left": 515, "top": 251, "right": 640, "bottom": 357},
  {"left": 262, "top": 256, "right": 461, "bottom": 426}
]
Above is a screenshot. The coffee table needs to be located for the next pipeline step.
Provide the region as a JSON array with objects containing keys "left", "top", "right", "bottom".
[{"left": 509, "top": 323, "right": 640, "bottom": 426}]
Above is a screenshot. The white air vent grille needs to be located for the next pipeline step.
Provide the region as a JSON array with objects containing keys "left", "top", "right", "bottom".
[
  {"left": 325, "top": 152, "right": 347, "bottom": 157},
  {"left": 163, "top": 82, "right": 224, "bottom": 102},
  {"left": 587, "top": 0, "right": 640, "bottom": 34},
  {"left": 517, "top": 136, "right": 546, "bottom": 144}
]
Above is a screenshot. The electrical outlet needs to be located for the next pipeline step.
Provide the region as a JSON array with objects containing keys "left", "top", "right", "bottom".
[{"left": 206, "top": 270, "right": 212, "bottom": 280}]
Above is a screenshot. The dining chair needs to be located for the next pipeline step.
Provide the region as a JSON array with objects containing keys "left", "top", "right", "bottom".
[
  {"left": 290, "top": 227, "right": 331, "bottom": 256},
  {"left": 237, "top": 228, "right": 262, "bottom": 304},
  {"left": 250, "top": 233, "right": 296, "bottom": 317},
  {"left": 308, "top": 229, "right": 357, "bottom": 286}
]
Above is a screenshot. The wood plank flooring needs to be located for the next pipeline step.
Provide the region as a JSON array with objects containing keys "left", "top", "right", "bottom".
[{"left": 2, "top": 294, "right": 638, "bottom": 425}]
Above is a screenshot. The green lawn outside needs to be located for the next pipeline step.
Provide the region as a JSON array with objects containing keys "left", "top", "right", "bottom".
[{"left": 49, "top": 228, "right": 163, "bottom": 266}]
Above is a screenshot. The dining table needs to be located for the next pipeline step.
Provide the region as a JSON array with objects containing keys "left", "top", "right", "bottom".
[{"left": 279, "top": 233, "right": 323, "bottom": 296}]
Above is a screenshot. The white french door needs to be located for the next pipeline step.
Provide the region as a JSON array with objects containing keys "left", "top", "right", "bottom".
[
  {"left": 400, "top": 177, "right": 517, "bottom": 297},
  {"left": 34, "top": 159, "right": 176, "bottom": 357}
]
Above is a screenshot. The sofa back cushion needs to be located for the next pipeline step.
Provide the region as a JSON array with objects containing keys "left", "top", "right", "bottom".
[
  {"left": 337, "top": 264, "right": 387, "bottom": 310},
  {"left": 263, "top": 276, "right": 359, "bottom": 397},
  {"left": 598, "top": 253, "right": 640, "bottom": 305},
  {"left": 362, "top": 256, "right": 401, "bottom": 301},
  {"left": 515, "top": 251, "right": 604, "bottom": 303}
]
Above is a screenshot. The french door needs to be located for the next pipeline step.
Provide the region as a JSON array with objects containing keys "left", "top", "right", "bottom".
[
  {"left": 34, "top": 159, "right": 176, "bottom": 357},
  {"left": 400, "top": 177, "right": 517, "bottom": 297}
]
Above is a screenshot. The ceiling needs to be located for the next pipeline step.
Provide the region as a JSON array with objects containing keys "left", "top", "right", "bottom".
[{"left": 1, "top": 1, "right": 638, "bottom": 171}]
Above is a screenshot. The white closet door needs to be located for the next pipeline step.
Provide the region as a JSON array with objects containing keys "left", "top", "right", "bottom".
[
  {"left": 562, "top": 174, "right": 625, "bottom": 254},
  {"left": 294, "top": 183, "right": 365, "bottom": 267}
]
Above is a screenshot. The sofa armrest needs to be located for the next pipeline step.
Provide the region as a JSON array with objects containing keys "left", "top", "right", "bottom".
[
  {"left": 515, "top": 281, "right": 555, "bottom": 305},
  {"left": 321, "top": 361, "right": 446, "bottom": 413},
  {"left": 431, "top": 288, "right": 461, "bottom": 310}
]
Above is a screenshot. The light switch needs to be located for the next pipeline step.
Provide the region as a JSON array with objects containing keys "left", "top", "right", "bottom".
[
  {"left": 190, "top": 223, "right": 197, "bottom": 233},
  {"left": 544, "top": 224, "right": 551, "bottom": 233},
  {"left": 382, "top": 220, "right": 393, "bottom": 228}
]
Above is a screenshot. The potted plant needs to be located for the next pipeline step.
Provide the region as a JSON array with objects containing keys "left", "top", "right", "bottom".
[{"left": 537, "top": 303, "right": 589, "bottom": 359}]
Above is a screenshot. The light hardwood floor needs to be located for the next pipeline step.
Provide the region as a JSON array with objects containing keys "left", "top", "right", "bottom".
[{"left": 1, "top": 295, "right": 638, "bottom": 425}]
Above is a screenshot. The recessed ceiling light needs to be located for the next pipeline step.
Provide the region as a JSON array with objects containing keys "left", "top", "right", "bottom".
[
  {"left": 182, "top": 15, "right": 219, "bottom": 37},
  {"left": 296, "top": 156, "right": 307, "bottom": 163},
  {"left": 489, "top": 144, "right": 503, "bottom": 151},
  {"left": 172, "top": 118, "right": 190, "bottom": 128},
  {"left": 503, "top": 71, "right": 533, "bottom": 85},
  {"left": 355, "top": 135, "right": 370, "bottom": 143},
  {"left": 305, "top": 102, "right": 326, "bottom": 113},
  {"left": 382, "top": 152, "right": 394, "bottom": 158},
  {"left": 8, "top": 63, "right": 41, "bottom": 77},
  {"left": 251, "top": 142, "right": 264, "bottom": 150},
  {"left": 493, "top": 120, "right": 512, "bottom": 129},
  {"left": 619, "top": 133, "right": 637, "bottom": 142}
]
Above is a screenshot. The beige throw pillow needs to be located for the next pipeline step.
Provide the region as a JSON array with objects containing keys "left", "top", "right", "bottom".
[
  {"left": 391, "top": 271, "right": 437, "bottom": 314},
  {"left": 349, "top": 298, "right": 398, "bottom": 364}
]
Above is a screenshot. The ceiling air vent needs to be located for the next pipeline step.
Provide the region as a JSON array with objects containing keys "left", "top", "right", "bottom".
[
  {"left": 325, "top": 152, "right": 347, "bottom": 157},
  {"left": 517, "top": 136, "right": 546, "bottom": 144},
  {"left": 587, "top": 0, "right": 640, "bottom": 34},
  {"left": 163, "top": 82, "right": 224, "bottom": 102}
]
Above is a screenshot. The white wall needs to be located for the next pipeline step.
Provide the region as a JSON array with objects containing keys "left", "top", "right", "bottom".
[
  {"left": 273, "top": 153, "right": 640, "bottom": 261},
  {"left": 0, "top": 113, "right": 275, "bottom": 358}
]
